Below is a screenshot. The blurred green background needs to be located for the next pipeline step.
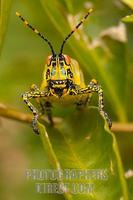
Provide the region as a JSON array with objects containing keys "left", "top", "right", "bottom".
[{"left": 0, "top": 0, "right": 133, "bottom": 199}]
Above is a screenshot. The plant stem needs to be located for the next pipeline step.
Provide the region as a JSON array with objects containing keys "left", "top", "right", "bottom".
[
  {"left": 0, "top": 102, "right": 62, "bottom": 124},
  {"left": 0, "top": 102, "right": 132, "bottom": 133},
  {"left": 0, "top": 102, "right": 32, "bottom": 123}
]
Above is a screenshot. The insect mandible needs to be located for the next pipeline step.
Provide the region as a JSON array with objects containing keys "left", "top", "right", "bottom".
[{"left": 16, "top": 9, "right": 112, "bottom": 134}]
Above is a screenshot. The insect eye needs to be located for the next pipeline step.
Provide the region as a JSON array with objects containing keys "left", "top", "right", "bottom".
[
  {"left": 64, "top": 54, "right": 71, "bottom": 65},
  {"left": 52, "top": 62, "right": 56, "bottom": 67}
]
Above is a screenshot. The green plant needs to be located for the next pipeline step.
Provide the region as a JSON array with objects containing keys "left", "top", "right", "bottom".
[{"left": 0, "top": 0, "right": 133, "bottom": 200}]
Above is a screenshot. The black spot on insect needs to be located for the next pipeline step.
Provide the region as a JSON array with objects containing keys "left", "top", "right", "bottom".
[
  {"left": 46, "top": 69, "right": 50, "bottom": 79},
  {"left": 52, "top": 62, "right": 56, "bottom": 67},
  {"left": 69, "top": 91, "right": 76, "bottom": 95},
  {"left": 59, "top": 54, "right": 64, "bottom": 61},
  {"left": 70, "top": 73, "right": 73, "bottom": 78},
  {"left": 60, "top": 62, "right": 64, "bottom": 67},
  {"left": 67, "top": 69, "right": 73, "bottom": 78},
  {"left": 53, "top": 88, "right": 65, "bottom": 98}
]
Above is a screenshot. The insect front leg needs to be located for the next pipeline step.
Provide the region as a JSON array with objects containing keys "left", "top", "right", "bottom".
[
  {"left": 22, "top": 88, "right": 48, "bottom": 134},
  {"left": 79, "top": 79, "right": 112, "bottom": 129},
  {"left": 30, "top": 84, "right": 45, "bottom": 117}
]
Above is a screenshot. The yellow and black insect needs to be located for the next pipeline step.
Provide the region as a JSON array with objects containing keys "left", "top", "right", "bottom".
[{"left": 16, "top": 9, "right": 112, "bottom": 134}]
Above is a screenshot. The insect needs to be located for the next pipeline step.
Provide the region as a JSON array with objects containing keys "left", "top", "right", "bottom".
[{"left": 16, "top": 9, "right": 112, "bottom": 134}]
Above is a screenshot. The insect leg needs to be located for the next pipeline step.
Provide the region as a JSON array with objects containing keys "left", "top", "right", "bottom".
[
  {"left": 79, "top": 79, "right": 112, "bottom": 128},
  {"left": 22, "top": 89, "right": 48, "bottom": 134},
  {"left": 30, "top": 84, "right": 45, "bottom": 115},
  {"left": 76, "top": 97, "right": 89, "bottom": 110},
  {"left": 44, "top": 101, "right": 54, "bottom": 126},
  {"left": 34, "top": 97, "right": 53, "bottom": 125}
]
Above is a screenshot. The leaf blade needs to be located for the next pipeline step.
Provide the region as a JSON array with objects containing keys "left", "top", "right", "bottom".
[
  {"left": 122, "top": 14, "right": 133, "bottom": 22},
  {"left": 38, "top": 108, "right": 129, "bottom": 200},
  {"left": 0, "top": 0, "right": 12, "bottom": 55}
]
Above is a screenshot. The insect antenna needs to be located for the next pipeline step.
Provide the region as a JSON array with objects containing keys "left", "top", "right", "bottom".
[
  {"left": 59, "top": 8, "right": 93, "bottom": 55},
  {"left": 16, "top": 12, "right": 55, "bottom": 56}
]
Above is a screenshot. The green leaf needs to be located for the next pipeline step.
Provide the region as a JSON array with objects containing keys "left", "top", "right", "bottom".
[
  {"left": 39, "top": 0, "right": 127, "bottom": 122},
  {"left": 0, "top": 0, "right": 12, "bottom": 55},
  {"left": 122, "top": 14, "right": 133, "bottom": 22},
  {"left": 64, "top": 0, "right": 73, "bottom": 13},
  {"left": 38, "top": 108, "right": 129, "bottom": 200},
  {"left": 127, "top": 177, "right": 133, "bottom": 200},
  {"left": 38, "top": 121, "right": 73, "bottom": 200},
  {"left": 99, "top": 24, "right": 127, "bottom": 106}
]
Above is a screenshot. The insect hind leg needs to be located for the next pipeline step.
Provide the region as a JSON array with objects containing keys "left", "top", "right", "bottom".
[
  {"left": 76, "top": 96, "right": 90, "bottom": 110},
  {"left": 45, "top": 101, "right": 54, "bottom": 126}
]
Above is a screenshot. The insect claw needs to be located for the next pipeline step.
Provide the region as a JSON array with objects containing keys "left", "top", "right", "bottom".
[
  {"left": 32, "top": 119, "right": 40, "bottom": 134},
  {"left": 33, "top": 127, "right": 40, "bottom": 134}
]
